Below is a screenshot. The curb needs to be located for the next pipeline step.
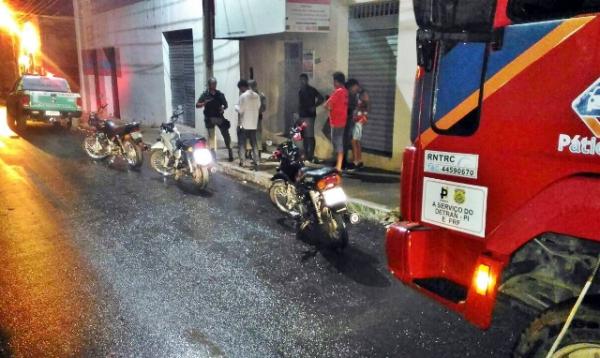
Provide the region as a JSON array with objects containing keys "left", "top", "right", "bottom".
[{"left": 217, "top": 161, "right": 392, "bottom": 223}]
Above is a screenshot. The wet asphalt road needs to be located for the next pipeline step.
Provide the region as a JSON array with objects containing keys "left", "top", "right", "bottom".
[{"left": 0, "top": 126, "right": 528, "bottom": 357}]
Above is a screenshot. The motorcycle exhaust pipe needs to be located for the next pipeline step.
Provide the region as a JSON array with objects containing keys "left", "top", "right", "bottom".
[{"left": 349, "top": 212, "right": 360, "bottom": 225}]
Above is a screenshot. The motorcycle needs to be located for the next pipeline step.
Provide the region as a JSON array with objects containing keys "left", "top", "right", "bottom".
[
  {"left": 269, "top": 122, "right": 359, "bottom": 249},
  {"left": 149, "top": 105, "right": 214, "bottom": 190},
  {"left": 83, "top": 104, "right": 144, "bottom": 169}
]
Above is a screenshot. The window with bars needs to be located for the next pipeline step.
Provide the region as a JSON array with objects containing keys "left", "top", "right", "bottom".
[{"left": 350, "top": 1, "right": 400, "bottom": 19}]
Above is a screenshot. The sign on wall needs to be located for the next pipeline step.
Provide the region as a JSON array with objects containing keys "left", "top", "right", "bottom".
[
  {"left": 302, "top": 50, "right": 315, "bottom": 79},
  {"left": 286, "top": 0, "right": 331, "bottom": 32},
  {"left": 214, "top": 0, "right": 330, "bottom": 38},
  {"left": 214, "top": 0, "right": 286, "bottom": 38}
]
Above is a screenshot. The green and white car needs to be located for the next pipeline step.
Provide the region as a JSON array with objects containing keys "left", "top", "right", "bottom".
[{"left": 6, "top": 75, "right": 82, "bottom": 132}]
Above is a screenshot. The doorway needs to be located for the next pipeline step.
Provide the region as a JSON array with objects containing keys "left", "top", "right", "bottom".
[
  {"left": 284, "top": 42, "right": 303, "bottom": 134},
  {"left": 164, "top": 29, "right": 196, "bottom": 127}
]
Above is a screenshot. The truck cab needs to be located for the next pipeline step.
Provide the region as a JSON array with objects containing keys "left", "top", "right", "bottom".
[
  {"left": 386, "top": 0, "right": 600, "bottom": 356},
  {"left": 6, "top": 74, "right": 82, "bottom": 132}
]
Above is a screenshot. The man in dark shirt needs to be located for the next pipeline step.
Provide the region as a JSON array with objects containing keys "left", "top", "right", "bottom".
[
  {"left": 196, "top": 77, "right": 234, "bottom": 162},
  {"left": 298, "top": 73, "right": 324, "bottom": 162}
]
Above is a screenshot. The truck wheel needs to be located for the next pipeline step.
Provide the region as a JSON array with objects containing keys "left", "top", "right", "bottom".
[
  {"left": 513, "top": 301, "right": 600, "bottom": 358},
  {"left": 6, "top": 108, "right": 16, "bottom": 131},
  {"left": 15, "top": 110, "right": 27, "bottom": 133}
]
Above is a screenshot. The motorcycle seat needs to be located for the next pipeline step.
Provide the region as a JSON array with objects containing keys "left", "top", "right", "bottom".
[
  {"left": 106, "top": 119, "right": 140, "bottom": 135},
  {"left": 301, "top": 167, "right": 338, "bottom": 180},
  {"left": 176, "top": 134, "right": 206, "bottom": 149}
]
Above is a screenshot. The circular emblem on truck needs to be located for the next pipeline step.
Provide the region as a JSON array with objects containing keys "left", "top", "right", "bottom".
[{"left": 454, "top": 188, "right": 466, "bottom": 205}]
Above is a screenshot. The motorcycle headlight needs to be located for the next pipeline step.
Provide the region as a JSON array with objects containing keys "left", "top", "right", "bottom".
[{"left": 193, "top": 148, "right": 213, "bottom": 166}]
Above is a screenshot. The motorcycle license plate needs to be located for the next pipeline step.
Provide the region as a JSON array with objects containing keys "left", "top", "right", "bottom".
[
  {"left": 46, "top": 110, "right": 60, "bottom": 116},
  {"left": 130, "top": 131, "right": 143, "bottom": 140},
  {"left": 322, "top": 187, "right": 347, "bottom": 207}
]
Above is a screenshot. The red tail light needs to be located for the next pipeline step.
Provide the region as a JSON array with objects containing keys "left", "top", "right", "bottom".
[
  {"left": 76, "top": 97, "right": 82, "bottom": 107},
  {"left": 317, "top": 174, "right": 341, "bottom": 191},
  {"left": 194, "top": 141, "right": 207, "bottom": 149},
  {"left": 272, "top": 149, "right": 282, "bottom": 159},
  {"left": 21, "top": 94, "right": 30, "bottom": 107}
]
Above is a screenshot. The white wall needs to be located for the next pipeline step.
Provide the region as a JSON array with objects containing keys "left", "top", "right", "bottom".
[
  {"left": 238, "top": 0, "right": 349, "bottom": 157},
  {"left": 397, "top": 0, "right": 418, "bottom": 109},
  {"left": 74, "top": 0, "right": 240, "bottom": 140}
]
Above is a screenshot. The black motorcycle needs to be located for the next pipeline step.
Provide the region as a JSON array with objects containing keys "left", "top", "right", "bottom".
[
  {"left": 83, "top": 104, "right": 144, "bottom": 169},
  {"left": 269, "top": 122, "right": 358, "bottom": 248},
  {"left": 149, "top": 105, "right": 214, "bottom": 190}
]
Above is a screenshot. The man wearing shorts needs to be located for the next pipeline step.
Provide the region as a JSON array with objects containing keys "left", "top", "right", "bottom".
[
  {"left": 324, "top": 72, "right": 348, "bottom": 172},
  {"left": 298, "top": 73, "right": 324, "bottom": 162}
]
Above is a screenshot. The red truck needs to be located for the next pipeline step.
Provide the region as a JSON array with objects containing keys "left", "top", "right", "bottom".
[{"left": 386, "top": 0, "right": 600, "bottom": 356}]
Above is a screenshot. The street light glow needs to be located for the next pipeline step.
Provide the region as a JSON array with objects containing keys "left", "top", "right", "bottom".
[
  {"left": 20, "top": 21, "right": 40, "bottom": 54},
  {"left": 0, "top": 1, "right": 42, "bottom": 75},
  {"left": 0, "top": 1, "right": 19, "bottom": 34}
]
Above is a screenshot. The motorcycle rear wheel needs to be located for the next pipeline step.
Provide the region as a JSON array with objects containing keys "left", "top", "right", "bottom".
[
  {"left": 150, "top": 149, "right": 174, "bottom": 176},
  {"left": 83, "top": 135, "right": 109, "bottom": 160},
  {"left": 323, "top": 210, "right": 349, "bottom": 249},
  {"left": 123, "top": 139, "right": 143, "bottom": 170},
  {"left": 192, "top": 166, "right": 210, "bottom": 190},
  {"left": 269, "top": 180, "right": 296, "bottom": 215}
]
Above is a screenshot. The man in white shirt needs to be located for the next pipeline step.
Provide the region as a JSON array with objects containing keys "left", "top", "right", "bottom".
[{"left": 235, "top": 79, "right": 261, "bottom": 170}]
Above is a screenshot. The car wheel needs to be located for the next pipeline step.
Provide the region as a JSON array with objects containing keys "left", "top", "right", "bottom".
[
  {"left": 6, "top": 108, "right": 16, "bottom": 131},
  {"left": 15, "top": 110, "right": 27, "bottom": 133}
]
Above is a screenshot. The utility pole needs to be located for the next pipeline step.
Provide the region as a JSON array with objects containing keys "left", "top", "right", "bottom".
[{"left": 203, "top": 0, "right": 214, "bottom": 79}]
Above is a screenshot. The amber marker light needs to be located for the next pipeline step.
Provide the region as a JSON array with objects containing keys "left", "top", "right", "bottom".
[{"left": 473, "top": 264, "right": 494, "bottom": 295}]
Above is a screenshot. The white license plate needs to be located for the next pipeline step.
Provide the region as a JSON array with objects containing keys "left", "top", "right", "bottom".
[
  {"left": 46, "top": 110, "right": 60, "bottom": 116},
  {"left": 130, "top": 131, "right": 143, "bottom": 140},
  {"left": 322, "top": 187, "right": 347, "bottom": 207}
]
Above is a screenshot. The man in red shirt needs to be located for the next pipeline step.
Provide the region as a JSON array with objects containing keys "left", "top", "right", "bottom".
[{"left": 324, "top": 71, "right": 348, "bottom": 171}]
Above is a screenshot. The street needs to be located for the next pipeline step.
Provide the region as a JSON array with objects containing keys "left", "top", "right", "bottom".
[{"left": 0, "top": 122, "right": 529, "bottom": 358}]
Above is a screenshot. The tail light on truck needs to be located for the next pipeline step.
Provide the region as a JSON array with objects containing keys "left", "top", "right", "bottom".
[
  {"left": 76, "top": 97, "right": 82, "bottom": 108},
  {"left": 21, "top": 94, "right": 30, "bottom": 107}
]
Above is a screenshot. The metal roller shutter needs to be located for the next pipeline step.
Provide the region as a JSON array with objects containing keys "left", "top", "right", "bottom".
[
  {"left": 165, "top": 29, "right": 196, "bottom": 128},
  {"left": 349, "top": 1, "right": 399, "bottom": 156}
]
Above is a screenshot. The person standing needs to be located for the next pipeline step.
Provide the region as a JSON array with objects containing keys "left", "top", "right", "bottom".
[
  {"left": 235, "top": 79, "right": 262, "bottom": 170},
  {"left": 248, "top": 79, "right": 267, "bottom": 158},
  {"left": 324, "top": 72, "right": 348, "bottom": 172},
  {"left": 298, "top": 73, "right": 324, "bottom": 162},
  {"left": 344, "top": 79, "right": 360, "bottom": 169},
  {"left": 196, "top": 77, "right": 234, "bottom": 162},
  {"left": 352, "top": 84, "right": 369, "bottom": 169}
]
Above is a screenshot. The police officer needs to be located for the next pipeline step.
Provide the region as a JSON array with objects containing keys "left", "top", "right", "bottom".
[{"left": 196, "top": 77, "right": 234, "bottom": 162}]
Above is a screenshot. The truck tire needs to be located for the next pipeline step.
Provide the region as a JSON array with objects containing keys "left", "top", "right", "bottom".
[
  {"left": 513, "top": 301, "right": 600, "bottom": 358},
  {"left": 15, "top": 109, "right": 27, "bottom": 133},
  {"left": 6, "top": 107, "right": 16, "bottom": 131}
]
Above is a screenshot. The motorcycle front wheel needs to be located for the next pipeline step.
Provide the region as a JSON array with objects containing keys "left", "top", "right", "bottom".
[
  {"left": 123, "top": 139, "right": 143, "bottom": 170},
  {"left": 150, "top": 149, "right": 174, "bottom": 176},
  {"left": 322, "top": 210, "right": 349, "bottom": 249},
  {"left": 192, "top": 165, "right": 210, "bottom": 190},
  {"left": 269, "top": 179, "right": 296, "bottom": 215},
  {"left": 83, "top": 134, "right": 110, "bottom": 160}
]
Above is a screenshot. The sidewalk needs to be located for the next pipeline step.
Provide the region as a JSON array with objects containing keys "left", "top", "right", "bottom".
[{"left": 141, "top": 126, "right": 401, "bottom": 222}]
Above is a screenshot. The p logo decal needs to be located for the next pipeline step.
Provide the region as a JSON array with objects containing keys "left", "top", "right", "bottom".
[{"left": 572, "top": 78, "right": 600, "bottom": 138}]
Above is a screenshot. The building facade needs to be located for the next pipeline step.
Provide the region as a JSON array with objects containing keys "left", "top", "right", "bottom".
[
  {"left": 73, "top": 0, "right": 240, "bottom": 140},
  {"left": 218, "top": 0, "right": 417, "bottom": 171},
  {"left": 73, "top": 0, "right": 419, "bottom": 169}
]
